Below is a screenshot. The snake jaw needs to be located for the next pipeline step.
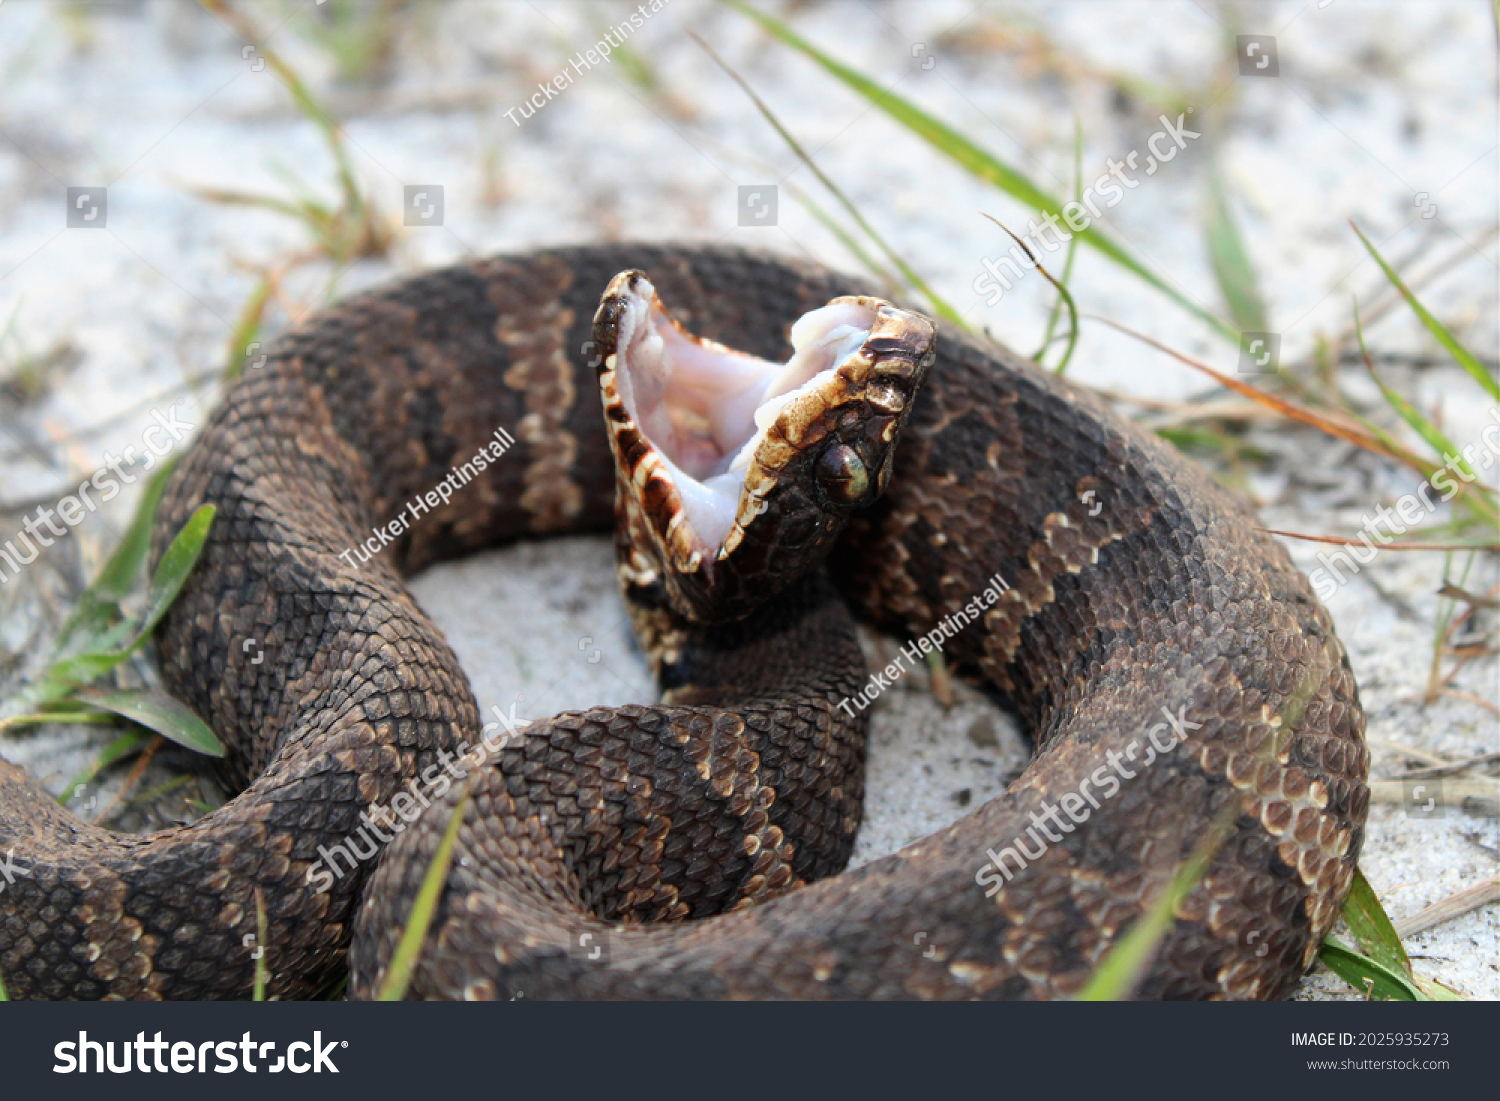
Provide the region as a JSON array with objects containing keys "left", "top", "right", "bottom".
[{"left": 593, "top": 269, "right": 936, "bottom": 623}]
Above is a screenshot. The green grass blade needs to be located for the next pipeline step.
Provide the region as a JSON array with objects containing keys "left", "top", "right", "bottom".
[
  {"left": 87, "top": 457, "right": 179, "bottom": 605},
  {"left": 126, "top": 773, "right": 194, "bottom": 806},
  {"left": 1429, "top": 551, "right": 1477, "bottom": 696},
  {"left": 724, "top": 0, "right": 1235, "bottom": 340},
  {"left": 74, "top": 687, "right": 222, "bottom": 757},
  {"left": 1077, "top": 803, "right": 1236, "bottom": 1000},
  {"left": 786, "top": 182, "right": 900, "bottom": 289},
  {"left": 984, "top": 214, "right": 1078, "bottom": 374},
  {"left": 1354, "top": 297, "right": 1475, "bottom": 474},
  {"left": 252, "top": 888, "right": 269, "bottom": 1002},
  {"left": 0, "top": 297, "right": 18, "bottom": 348},
  {"left": 127, "top": 504, "right": 215, "bottom": 653},
  {"left": 199, "top": 0, "right": 361, "bottom": 215},
  {"left": 691, "top": 30, "right": 963, "bottom": 328},
  {"left": 1342, "top": 405, "right": 1496, "bottom": 525},
  {"left": 24, "top": 503, "right": 216, "bottom": 704},
  {"left": 376, "top": 789, "right": 472, "bottom": 1001},
  {"left": 56, "top": 729, "right": 153, "bottom": 805},
  {"left": 1318, "top": 864, "right": 1461, "bottom": 1001},
  {"left": 1205, "top": 171, "right": 1269, "bottom": 334},
  {"left": 1352, "top": 300, "right": 1495, "bottom": 526},
  {"left": 188, "top": 187, "right": 312, "bottom": 221},
  {"left": 0, "top": 971, "right": 7, "bottom": 1001},
  {"left": 1318, "top": 937, "right": 1423, "bottom": 1001},
  {"left": 1048, "top": 276, "right": 1080, "bottom": 375},
  {"left": 32, "top": 653, "right": 128, "bottom": 703},
  {"left": 1351, "top": 221, "right": 1499, "bottom": 401},
  {"left": 1339, "top": 866, "right": 1411, "bottom": 976},
  {"left": 54, "top": 458, "right": 179, "bottom": 655},
  {"left": 223, "top": 272, "right": 275, "bottom": 381},
  {"left": 1038, "top": 119, "right": 1084, "bottom": 368},
  {"left": 0, "top": 710, "right": 117, "bottom": 730},
  {"left": 613, "top": 40, "right": 661, "bottom": 95}
]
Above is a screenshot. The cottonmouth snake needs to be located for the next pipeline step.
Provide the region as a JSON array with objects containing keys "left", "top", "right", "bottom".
[{"left": 0, "top": 244, "right": 1368, "bottom": 1000}]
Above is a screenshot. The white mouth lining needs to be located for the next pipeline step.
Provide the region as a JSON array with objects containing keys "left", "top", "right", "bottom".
[{"left": 611, "top": 280, "right": 875, "bottom": 551}]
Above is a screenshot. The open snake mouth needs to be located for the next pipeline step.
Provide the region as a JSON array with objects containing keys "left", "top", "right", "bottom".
[{"left": 606, "top": 277, "right": 877, "bottom": 550}]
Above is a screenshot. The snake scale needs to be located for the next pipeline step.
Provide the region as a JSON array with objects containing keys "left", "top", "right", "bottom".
[{"left": 0, "top": 244, "right": 1369, "bottom": 1000}]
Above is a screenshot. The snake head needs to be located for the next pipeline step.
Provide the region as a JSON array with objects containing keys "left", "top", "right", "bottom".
[{"left": 592, "top": 269, "right": 936, "bottom": 623}]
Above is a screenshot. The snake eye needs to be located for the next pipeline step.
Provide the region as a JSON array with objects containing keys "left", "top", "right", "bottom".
[{"left": 816, "top": 444, "right": 871, "bottom": 504}]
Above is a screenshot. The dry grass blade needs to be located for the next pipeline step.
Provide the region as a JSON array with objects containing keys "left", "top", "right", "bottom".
[
  {"left": 923, "top": 649, "right": 954, "bottom": 708},
  {"left": 1089, "top": 315, "right": 1419, "bottom": 462},
  {"left": 1394, "top": 876, "right": 1500, "bottom": 939},
  {"left": 1261, "top": 528, "right": 1500, "bottom": 552},
  {"left": 1437, "top": 583, "right": 1500, "bottom": 609},
  {"left": 1097, "top": 313, "right": 1498, "bottom": 519},
  {"left": 93, "top": 734, "right": 164, "bottom": 824},
  {"left": 1428, "top": 552, "right": 1482, "bottom": 702},
  {"left": 1434, "top": 688, "right": 1500, "bottom": 716},
  {"left": 1398, "top": 750, "right": 1500, "bottom": 779},
  {"left": 1368, "top": 777, "right": 1498, "bottom": 811},
  {"left": 55, "top": 730, "right": 153, "bottom": 809},
  {"left": 1366, "top": 737, "right": 1452, "bottom": 767}
]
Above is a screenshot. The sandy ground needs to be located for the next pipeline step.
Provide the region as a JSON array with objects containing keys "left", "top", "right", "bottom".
[{"left": 0, "top": 0, "right": 1495, "bottom": 998}]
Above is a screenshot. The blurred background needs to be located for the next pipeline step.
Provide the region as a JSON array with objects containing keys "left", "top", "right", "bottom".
[{"left": 0, "top": 0, "right": 1495, "bottom": 999}]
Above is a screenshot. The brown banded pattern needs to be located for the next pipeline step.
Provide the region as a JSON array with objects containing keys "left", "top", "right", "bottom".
[{"left": 0, "top": 244, "right": 1366, "bottom": 1001}]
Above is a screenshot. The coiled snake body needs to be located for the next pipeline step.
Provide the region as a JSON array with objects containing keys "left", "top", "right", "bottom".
[{"left": 0, "top": 244, "right": 1368, "bottom": 1000}]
